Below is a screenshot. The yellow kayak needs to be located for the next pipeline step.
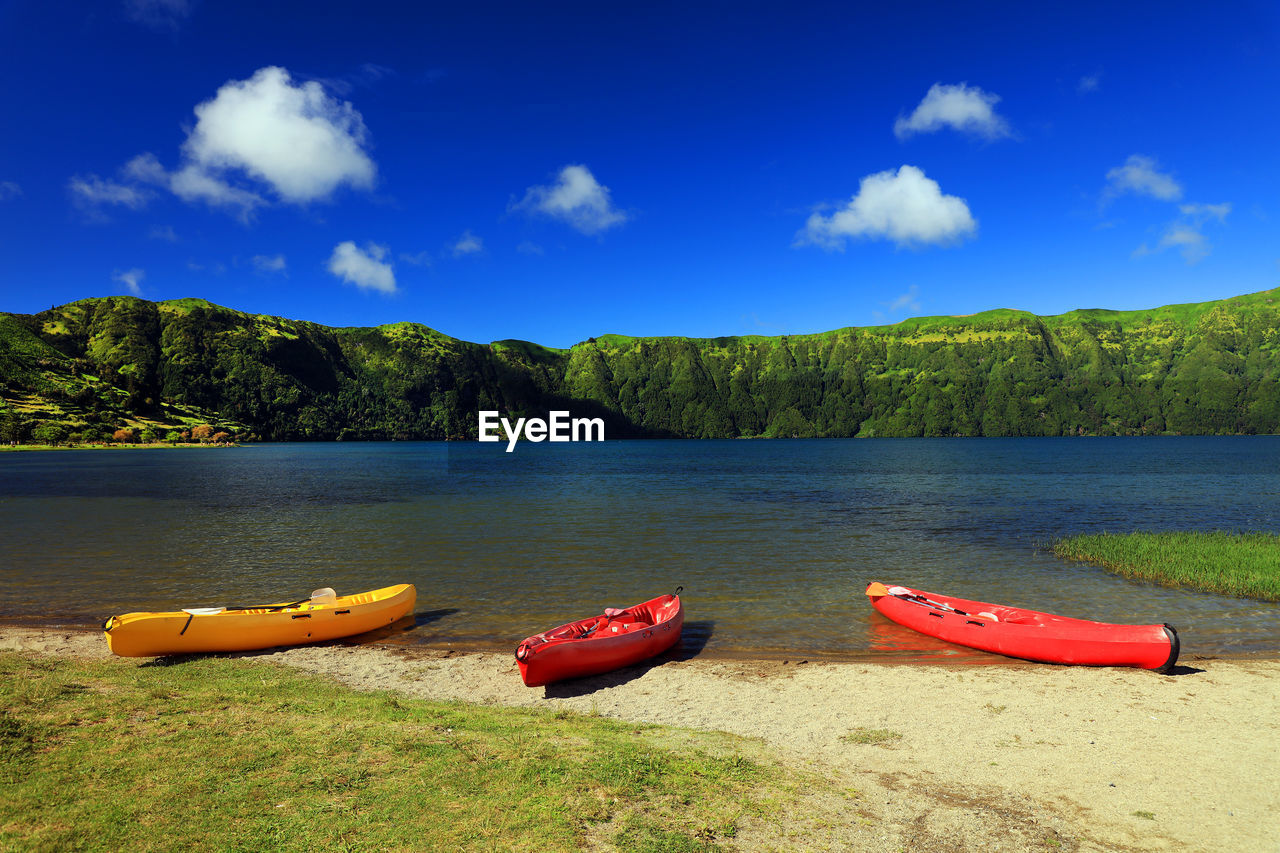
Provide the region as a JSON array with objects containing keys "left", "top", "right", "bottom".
[{"left": 103, "top": 583, "right": 416, "bottom": 657}]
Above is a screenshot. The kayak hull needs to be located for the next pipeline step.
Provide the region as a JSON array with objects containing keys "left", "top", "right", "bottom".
[
  {"left": 103, "top": 583, "right": 416, "bottom": 657},
  {"left": 516, "top": 593, "right": 683, "bottom": 687},
  {"left": 865, "top": 582, "right": 1178, "bottom": 672}
]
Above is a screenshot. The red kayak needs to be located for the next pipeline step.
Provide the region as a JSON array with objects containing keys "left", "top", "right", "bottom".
[
  {"left": 865, "top": 582, "right": 1179, "bottom": 672},
  {"left": 515, "top": 590, "right": 684, "bottom": 687}
]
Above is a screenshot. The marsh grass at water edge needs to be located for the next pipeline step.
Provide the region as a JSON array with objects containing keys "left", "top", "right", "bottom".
[{"left": 1053, "top": 531, "right": 1280, "bottom": 602}]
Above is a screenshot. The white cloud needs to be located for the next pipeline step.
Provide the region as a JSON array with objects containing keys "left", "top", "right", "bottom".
[
  {"left": 121, "top": 150, "right": 269, "bottom": 221},
  {"left": 148, "top": 225, "right": 178, "bottom": 241},
  {"left": 68, "top": 174, "right": 151, "bottom": 211},
  {"left": 167, "top": 164, "right": 267, "bottom": 219},
  {"left": 252, "top": 253, "right": 287, "bottom": 274},
  {"left": 327, "top": 241, "right": 396, "bottom": 294},
  {"left": 183, "top": 67, "right": 375, "bottom": 203},
  {"left": 1180, "top": 202, "right": 1231, "bottom": 221},
  {"left": 796, "top": 165, "right": 977, "bottom": 250},
  {"left": 894, "top": 83, "right": 1013, "bottom": 141},
  {"left": 112, "top": 268, "right": 144, "bottom": 296},
  {"left": 124, "top": 0, "right": 193, "bottom": 31},
  {"left": 1105, "top": 155, "right": 1182, "bottom": 202},
  {"left": 885, "top": 284, "right": 922, "bottom": 314},
  {"left": 1078, "top": 73, "right": 1101, "bottom": 94},
  {"left": 315, "top": 63, "right": 397, "bottom": 97},
  {"left": 0, "top": 181, "right": 20, "bottom": 200},
  {"left": 1135, "top": 202, "right": 1230, "bottom": 264},
  {"left": 399, "top": 251, "right": 432, "bottom": 267},
  {"left": 123, "top": 152, "right": 168, "bottom": 184},
  {"left": 187, "top": 260, "right": 227, "bottom": 274},
  {"left": 515, "top": 164, "right": 628, "bottom": 234},
  {"left": 451, "top": 230, "right": 483, "bottom": 257},
  {"left": 109, "top": 67, "right": 376, "bottom": 221},
  {"left": 517, "top": 240, "right": 544, "bottom": 256}
]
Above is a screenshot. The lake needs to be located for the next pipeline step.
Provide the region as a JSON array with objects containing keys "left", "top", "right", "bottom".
[{"left": 2, "top": 437, "right": 1278, "bottom": 661}]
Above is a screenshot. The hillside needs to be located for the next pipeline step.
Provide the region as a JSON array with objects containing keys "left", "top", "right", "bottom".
[{"left": 3, "top": 289, "right": 1279, "bottom": 443}]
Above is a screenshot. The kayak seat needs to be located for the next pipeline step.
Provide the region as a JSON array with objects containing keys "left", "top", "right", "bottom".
[{"left": 626, "top": 604, "right": 657, "bottom": 624}]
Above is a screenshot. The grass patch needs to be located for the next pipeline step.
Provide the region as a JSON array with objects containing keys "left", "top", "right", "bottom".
[
  {"left": 1131, "top": 810, "right": 1156, "bottom": 820},
  {"left": 0, "top": 652, "right": 804, "bottom": 852},
  {"left": 1053, "top": 531, "right": 1280, "bottom": 601},
  {"left": 838, "top": 728, "right": 902, "bottom": 746}
]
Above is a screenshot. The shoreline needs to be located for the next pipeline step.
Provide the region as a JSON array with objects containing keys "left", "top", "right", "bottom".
[
  {"left": 0, "top": 441, "right": 240, "bottom": 452},
  {"left": 4, "top": 625, "right": 1277, "bottom": 851},
  {"left": 9, "top": 618, "right": 1278, "bottom": 665}
]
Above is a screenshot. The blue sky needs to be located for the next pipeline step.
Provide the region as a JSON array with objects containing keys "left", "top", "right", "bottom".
[{"left": 1, "top": 1, "right": 1277, "bottom": 348}]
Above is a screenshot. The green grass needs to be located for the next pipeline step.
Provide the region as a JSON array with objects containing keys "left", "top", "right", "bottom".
[
  {"left": 1053, "top": 531, "right": 1280, "bottom": 601},
  {"left": 0, "top": 652, "right": 805, "bottom": 852},
  {"left": 838, "top": 728, "right": 902, "bottom": 746}
]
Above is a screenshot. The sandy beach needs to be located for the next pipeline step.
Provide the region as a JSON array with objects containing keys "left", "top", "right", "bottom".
[{"left": 4, "top": 626, "right": 1276, "bottom": 852}]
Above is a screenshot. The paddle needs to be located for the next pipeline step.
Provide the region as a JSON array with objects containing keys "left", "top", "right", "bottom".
[
  {"left": 223, "top": 597, "right": 312, "bottom": 613},
  {"left": 865, "top": 582, "right": 997, "bottom": 621}
]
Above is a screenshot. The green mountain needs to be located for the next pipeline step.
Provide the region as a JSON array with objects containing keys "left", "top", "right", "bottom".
[{"left": 3, "top": 289, "right": 1279, "bottom": 443}]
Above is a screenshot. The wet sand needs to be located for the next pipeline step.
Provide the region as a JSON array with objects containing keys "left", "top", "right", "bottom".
[{"left": 3, "top": 626, "right": 1277, "bottom": 852}]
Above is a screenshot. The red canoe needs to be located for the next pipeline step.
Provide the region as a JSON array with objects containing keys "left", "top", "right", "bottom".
[
  {"left": 865, "top": 582, "right": 1179, "bottom": 672},
  {"left": 515, "top": 591, "right": 684, "bottom": 687}
]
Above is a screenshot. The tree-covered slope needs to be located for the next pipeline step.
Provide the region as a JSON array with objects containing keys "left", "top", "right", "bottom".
[{"left": 3, "top": 289, "right": 1279, "bottom": 443}]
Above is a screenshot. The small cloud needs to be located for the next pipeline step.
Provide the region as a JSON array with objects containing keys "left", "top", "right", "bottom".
[
  {"left": 884, "top": 284, "right": 921, "bottom": 314},
  {"left": 894, "top": 82, "right": 1013, "bottom": 141},
  {"left": 0, "top": 181, "right": 21, "bottom": 200},
  {"left": 1077, "top": 73, "right": 1101, "bottom": 94},
  {"left": 795, "top": 165, "right": 977, "bottom": 250},
  {"left": 451, "top": 230, "right": 483, "bottom": 257},
  {"left": 68, "top": 174, "right": 152, "bottom": 213},
  {"left": 112, "top": 268, "right": 145, "bottom": 296},
  {"left": 1180, "top": 202, "right": 1231, "bottom": 221},
  {"left": 1134, "top": 202, "right": 1230, "bottom": 264},
  {"left": 398, "top": 250, "right": 432, "bottom": 267},
  {"left": 167, "top": 164, "right": 267, "bottom": 221},
  {"left": 1104, "top": 155, "right": 1182, "bottom": 202},
  {"left": 186, "top": 260, "right": 227, "bottom": 274},
  {"left": 742, "top": 312, "right": 786, "bottom": 332},
  {"left": 328, "top": 241, "right": 396, "bottom": 294},
  {"left": 314, "top": 63, "right": 397, "bottom": 97},
  {"left": 252, "top": 253, "right": 287, "bottom": 275},
  {"left": 516, "top": 240, "right": 544, "bottom": 256},
  {"left": 514, "top": 164, "right": 628, "bottom": 234},
  {"left": 148, "top": 224, "right": 179, "bottom": 242},
  {"left": 124, "top": 152, "right": 168, "bottom": 184},
  {"left": 123, "top": 0, "right": 193, "bottom": 31}
]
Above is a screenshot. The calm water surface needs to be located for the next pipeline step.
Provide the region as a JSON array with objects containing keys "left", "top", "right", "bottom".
[{"left": 2, "top": 438, "right": 1278, "bottom": 661}]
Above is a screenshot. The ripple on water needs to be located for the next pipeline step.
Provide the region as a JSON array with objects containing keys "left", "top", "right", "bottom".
[{"left": 1, "top": 437, "right": 1277, "bottom": 659}]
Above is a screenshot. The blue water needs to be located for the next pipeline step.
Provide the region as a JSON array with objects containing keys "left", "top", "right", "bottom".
[{"left": 1, "top": 437, "right": 1278, "bottom": 659}]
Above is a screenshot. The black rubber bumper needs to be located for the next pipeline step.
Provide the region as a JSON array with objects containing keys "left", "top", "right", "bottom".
[{"left": 1156, "top": 623, "right": 1180, "bottom": 673}]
